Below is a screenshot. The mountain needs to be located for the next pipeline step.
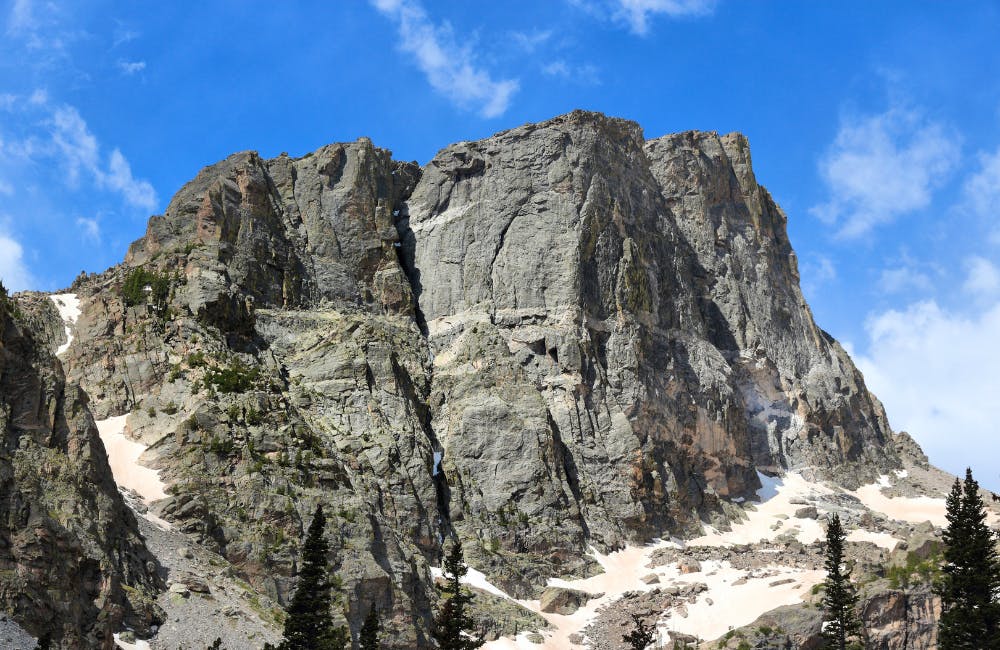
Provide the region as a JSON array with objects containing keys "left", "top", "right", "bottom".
[{"left": 1, "top": 110, "right": 973, "bottom": 649}]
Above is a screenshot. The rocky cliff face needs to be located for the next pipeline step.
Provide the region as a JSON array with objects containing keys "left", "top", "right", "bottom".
[
  {"left": 0, "top": 291, "right": 162, "bottom": 648},
  {"left": 23, "top": 110, "right": 906, "bottom": 647}
]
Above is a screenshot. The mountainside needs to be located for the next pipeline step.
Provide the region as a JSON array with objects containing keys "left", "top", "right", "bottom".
[
  {"left": 3, "top": 110, "right": 956, "bottom": 649},
  {"left": 0, "top": 291, "right": 162, "bottom": 647}
]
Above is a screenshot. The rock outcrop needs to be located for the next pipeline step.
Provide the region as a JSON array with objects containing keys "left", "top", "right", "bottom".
[
  {"left": 0, "top": 291, "right": 162, "bottom": 648},
  {"left": 17, "top": 110, "right": 907, "bottom": 647}
]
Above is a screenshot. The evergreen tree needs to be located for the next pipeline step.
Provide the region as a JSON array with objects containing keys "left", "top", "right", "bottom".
[
  {"left": 821, "top": 513, "right": 862, "bottom": 649},
  {"left": 359, "top": 604, "right": 381, "bottom": 650},
  {"left": 622, "top": 613, "right": 656, "bottom": 649},
  {"left": 274, "top": 505, "right": 349, "bottom": 650},
  {"left": 937, "top": 469, "right": 1000, "bottom": 648},
  {"left": 432, "top": 540, "right": 485, "bottom": 650}
]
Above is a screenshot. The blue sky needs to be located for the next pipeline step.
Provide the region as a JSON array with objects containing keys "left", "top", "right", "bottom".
[{"left": 2, "top": 0, "right": 999, "bottom": 489}]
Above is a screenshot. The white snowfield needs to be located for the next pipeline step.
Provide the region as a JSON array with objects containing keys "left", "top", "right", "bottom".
[
  {"left": 659, "top": 561, "right": 825, "bottom": 642},
  {"left": 114, "top": 634, "right": 151, "bottom": 650},
  {"left": 851, "top": 476, "right": 948, "bottom": 527},
  {"left": 49, "top": 293, "right": 81, "bottom": 357},
  {"left": 688, "top": 472, "right": 830, "bottom": 547},
  {"left": 96, "top": 415, "right": 169, "bottom": 503},
  {"left": 480, "top": 469, "right": 963, "bottom": 648}
]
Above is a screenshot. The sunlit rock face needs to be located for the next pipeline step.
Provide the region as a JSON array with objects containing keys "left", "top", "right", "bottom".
[{"left": 18, "top": 110, "right": 903, "bottom": 647}]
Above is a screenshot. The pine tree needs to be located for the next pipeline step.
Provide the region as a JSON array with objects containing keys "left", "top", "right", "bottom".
[
  {"left": 937, "top": 469, "right": 1000, "bottom": 648},
  {"left": 432, "top": 540, "right": 485, "bottom": 650},
  {"left": 622, "top": 613, "right": 656, "bottom": 649},
  {"left": 274, "top": 505, "right": 349, "bottom": 650},
  {"left": 821, "top": 513, "right": 862, "bottom": 649},
  {"left": 359, "top": 604, "right": 381, "bottom": 650}
]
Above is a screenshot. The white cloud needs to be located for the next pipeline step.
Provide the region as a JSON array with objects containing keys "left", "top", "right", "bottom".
[
  {"left": 0, "top": 179, "right": 12, "bottom": 196},
  {"left": 614, "top": 0, "right": 717, "bottom": 34},
  {"left": 800, "top": 254, "right": 836, "bottom": 298},
  {"left": 811, "top": 107, "right": 960, "bottom": 238},
  {"left": 963, "top": 255, "right": 1000, "bottom": 296},
  {"left": 51, "top": 105, "right": 100, "bottom": 186},
  {"left": 48, "top": 104, "right": 157, "bottom": 210},
  {"left": 855, "top": 300, "right": 1000, "bottom": 490},
  {"left": 0, "top": 229, "right": 33, "bottom": 291},
  {"left": 76, "top": 216, "right": 100, "bottom": 242},
  {"left": 510, "top": 29, "right": 552, "bottom": 53},
  {"left": 962, "top": 146, "right": 1000, "bottom": 222},
  {"left": 878, "top": 265, "right": 931, "bottom": 294},
  {"left": 117, "top": 60, "right": 146, "bottom": 75},
  {"left": 104, "top": 148, "right": 156, "bottom": 209},
  {"left": 6, "top": 0, "right": 36, "bottom": 34},
  {"left": 542, "top": 60, "right": 600, "bottom": 85},
  {"left": 371, "top": 0, "right": 519, "bottom": 118}
]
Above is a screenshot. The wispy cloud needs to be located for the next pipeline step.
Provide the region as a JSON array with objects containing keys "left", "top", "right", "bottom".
[
  {"left": 6, "top": 0, "right": 35, "bottom": 34},
  {"left": 5, "top": 0, "right": 78, "bottom": 58},
  {"left": 370, "top": 0, "right": 519, "bottom": 118},
  {"left": 117, "top": 59, "right": 146, "bottom": 75},
  {"left": 879, "top": 265, "right": 932, "bottom": 294},
  {"left": 0, "top": 226, "right": 34, "bottom": 291},
  {"left": 541, "top": 60, "right": 600, "bottom": 85},
  {"left": 963, "top": 255, "right": 1000, "bottom": 297},
  {"left": 811, "top": 106, "right": 960, "bottom": 238},
  {"left": 0, "top": 93, "right": 157, "bottom": 211},
  {"left": 614, "top": 0, "right": 718, "bottom": 34},
  {"left": 510, "top": 29, "right": 552, "bottom": 53},
  {"left": 961, "top": 146, "right": 1000, "bottom": 230},
  {"left": 76, "top": 216, "right": 100, "bottom": 242},
  {"left": 799, "top": 253, "right": 837, "bottom": 300}
]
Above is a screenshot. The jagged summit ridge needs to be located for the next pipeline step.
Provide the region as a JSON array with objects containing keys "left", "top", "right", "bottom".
[{"left": 21, "top": 110, "right": 905, "bottom": 647}]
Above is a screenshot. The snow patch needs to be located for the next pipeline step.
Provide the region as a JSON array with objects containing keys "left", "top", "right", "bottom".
[
  {"left": 49, "top": 293, "right": 80, "bottom": 357},
  {"left": 689, "top": 473, "right": 829, "bottom": 547},
  {"left": 96, "top": 415, "right": 169, "bottom": 503},
  {"left": 846, "top": 529, "right": 901, "bottom": 550},
  {"left": 894, "top": 469, "right": 909, "bottom": 479},
  {"left": 755, "top": 471, "right": 782, "bottom": 501},
  {"left": 659, "top": 560, "right": 824, "bottom": 643},
  {"left": 430, "top": 564, "right": 513, "bottom": 600},
  {"left": 433, "top": 451, "right": 443, "bottom": 476},
  {"left": 851, "top": 481, "right": 947, "bottom": 527},
  {"left": 114, "top": 634, "right": 152, "bottom": 650}
]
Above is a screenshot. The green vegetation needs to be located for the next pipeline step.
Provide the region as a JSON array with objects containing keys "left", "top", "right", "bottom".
[
  {"left": 886, "top": 549, "right": 942, "bottom": 589},
  {"left": 265, "top": 505, "right": 348, "bottom": 650},
  {"left": 205, "top": 435, "right": 234, "bottom": 455},
  {"left": 204, "top": 359, "right": 260, "bottom": 393},
  {"left": 359, "top": 605, "right": 381, "bottom": 650},
  {"left": 937, "top": 468, "right": 1000, "bottom": 648},
  {"left": 623, "top": 614, "right": 656, "bottom": 650},
  {"left": 821, "top": 513, "right": 862, "bottom": 650},
  {"left": 187, "top": 351, "right": 207, "bottom": 367},
  {"left": 433, "top": 540, "right": 485, "bottom": 650},
  {"left": 121, "top": 266, "right": 172, "bottom": 307}
]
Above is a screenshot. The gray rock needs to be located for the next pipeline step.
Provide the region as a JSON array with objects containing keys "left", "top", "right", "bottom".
[
  {"left": 678, "top": 559, "right": 702, "bottom": 574},
  {"left": 23, "top": 109, "right": 915, "bottom": 648},
  {"left": 795, "top": 506, "right": 819, "bottom": 519},
  {"left": 538, "top": 587, "right": 597, "bottom": 615},
  {"left": 169, "top": 583, "right": 191, "bottom": 598}
]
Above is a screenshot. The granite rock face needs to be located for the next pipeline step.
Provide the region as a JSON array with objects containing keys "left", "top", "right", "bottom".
[
  {"left": 407, "top": 113, "right": 898, "bottom": 589},
  {"left": 645, "top": 131, "right": 895, "bottom": 478},
  {"left": 0, "top": 292, "right": 162, "bottom": 648},
  {"left": 28, "top": 111, "right": 904, "bottom": 646}
]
